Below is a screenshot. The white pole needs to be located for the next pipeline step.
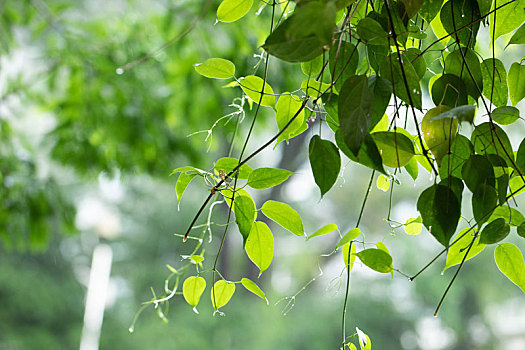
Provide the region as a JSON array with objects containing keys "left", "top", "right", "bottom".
[{"left": 80, "top": 244, "right": 113, "bottom": 350}]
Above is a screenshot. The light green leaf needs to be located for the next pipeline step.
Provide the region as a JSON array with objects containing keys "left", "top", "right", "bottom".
[
  {"left": 245, "top": 221, "right": 274, "bottom": 274},
  {"left": 342, "top": 241, "right": 357, "bottom": 267},
  {"left": 189, "top": 255, "right": 204, "bottom": 265},
  {"left": 182, "top": 276, "right": 206, "bottom": 311},
  {"left": 491, "top": 106, "right": 520, "bottom": 125},
  {"left": 508, "top": 62, "right": 525, "bottom": 106},
  {"left": 490, "top": 0, "right": 525, "bottom": 41},
  {"left": 275, "top": 94, "right": 306, "bottom": 145},
  {"left": 240, "top": 75, "right": 275, "bottom": 107},
  {"left": 507, "top": 23, "right": 525, "bottom": 46},
  {"left": 480, "top": 218, "right": 510, "bottom": 244},
  {"left": 348, "top": 343, "right": 358, "bottom": 350},
  {"left": 301, "top": 78, "right": 331, "bottom": 97},
  {"left": 509, "top": 175, "right": 525, "bottom": 198},
  {"left": 356, "top": 327, "right": 371, "bottom": 350},
  {"left": 309, "top": 135, "right": 341, "bottom": 197},
  {"left": 488, "top": 205, "right": 525, "bottom": 226},
  {"left": 214, "top": 157, "right": 253, "bottom": 179},
  {"left": 211, "top": 280, "right": 236, "bottom": 310},
  {"left": 261, "top": 200, "right": 304, "bottom": 236},
  {"left": 307, "top": 224, "right": 339, "bottom": 240},
  {"left": 356, "top": 248, "right": 393, "bottom": 273},
  {"left": 443, "top": 228, "right": 484, "bottom": 273},
  {"left": 175, "top": 173, "right": 196, "bottom": 206},
  {"left": 247, "top": 167, "right": 292, "bottom": 189},
  {"left": 234, "top": 195, "right": 256, "bottom": 244},
  {"left": 217, "top": 0, "right": 254, "bottom": 23},
  {"left": 404, "top": 216, "right": 422, "bottom": 235},
  {"left": 494, "top": 243, "right": 525, "bottom": 293},
  {"left": 301, "top": 55, "right": 323, "bottom": 76},
  {"left": 376, "top": 174, "right": 390, "bottom": 192},
  {"left": 241, "top": 278, "right": 268, "bottom": 303},
  {"left": 371, "top": 131, "right": 416, "bottom": 168},
  {"left": 336, "top": 228, "right": 361, "bottom": 248},
  {"left": 194, "top": 58, "right": 235, "bottom": 79},
  {"left": 481, "top": 58, "right": 508, "bottom": 107}
]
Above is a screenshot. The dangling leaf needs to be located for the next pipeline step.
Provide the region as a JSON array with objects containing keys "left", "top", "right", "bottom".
[
  {"left": 336, "top": 228, "right": 361, "bottom": 248},
  {"left": 240, "top": 75, "right": 275, "bottom": 107},
  {"left": 215, "top": 157, "right": 253, "bottom": 179},
  {"left": 217, "top": 0, "right": 254, "bottom": 23},
  {"left": 175, "top": 173, "right": 197, "bottom": 204},
  {"left": 338, "top": 75, "right": 374, "bottom": 155},
  {"left": 481, "top": 58, "right": 508, "bottom": 108},
  {"left": 356, "top": 17, "right": 389, "bottom": 46},
  {"left": 241, "top": 278, "right": 268, "bottom": 303},
  {"left": 439, "top": 134, "right": 473, "bottom": 180},
  {"left": 336, "top": 132, "right": 386, "bottom": 174},
  {"left": 417, "top": 184, "right": 461, "bottom": 246},
  {"left": 443, "top": 228, "right": 484, "bottom": 272},
  {"left": 431, "top": 74, "right": 468, "bottom": 107},
  {"left": 307, "top": 224, "right": 339, "bottom": 240},
  {"left": 494, "top": 243, "right": 525, "bottom": 293},
  {"left": 247, "top": 168, "right": 293, "bottom": 189},
  {"left": 490, "top": 0, "right": 525, "bottom": 41},
  {"left": 461, "top": 155, "right": 495, "bottom": 193},
  {"left": 342, "top": 241, "right": 357, "bottom": 268},
  {"left": 356, "top": 248, "right": 393, "bottom": 273},
  {"left": 261, "top": 200, "right": 304, "bottom": 236},
  {"left": 234, "top": 195, "right": 256, "bottom": 244},
  {"left": 329, "top": 41, "right": 359, "bottom": 92},
  {"left": 182, "top": 276, "right": 206, "bottom": 311},
  {"left": 371, "top": 131, "right": 416, "bottom": 168},
  {"left": 480, "top": 218, "right": 510, "bottom": 244},
  {"left": 508, "top": 62, "right": 525, "bottom": 106},
  {"left": 404, "top": 216, "right": 423, "bottom": 235},
  {"left": 491, "top": 106, "right": 520, "bottom": 125},
  {"left": 368, "top": 76, "right": 392, "bottom": 131},
  {"left": 472, "top": 184, "right": 498, "bottom": 227},
  {"left": 211, "top": 280, "right": 236, "bottom": 310},
  {"left": 376, "top": 174, "right": 390, "bottom": 192},
  {"left": 471, "top": 122, "right": 514, "bottom": 169},
  {"left": 194, "top": 58, "right": 235, "bottom": 79},
  {"left": 440, "top": 0, "right": 480, "bottom": 47},
  {"left": 380, "top": 55, "right": 422, "bottom": 110},
  {"left": 275, "top": 94, "right": 306, "bottom": 145},
  {"left": 444, "top": 47, "right": 483, "bottom": 99},
  {"left": 245, "top": 221, "right": 274, "bottom": 274},
  {"left": 309, "top": 135, "right": 341, "bottom": 197}
]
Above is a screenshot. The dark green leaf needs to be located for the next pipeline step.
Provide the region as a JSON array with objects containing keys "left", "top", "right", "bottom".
[
  {"left": 247, "top": 167, "right": 293, "bottom": 189},
  {"left": 215, "top": 157, "right": 253, "bottom": 179},
  {"left": 288, "top": 1, "right": 336, "bottom": 44},
  {"left": 497, "top": 173, "right": 509, "bottom": 205},
  {"left": 380, "top": 54, "right": 422, "bottom": 110},
  {"left": 309, "top": 135, "right": 341, "bottom": 196},
  {"left": 472, "top": 184, "right": 498, "bottom": 227},
  {"left": 440, "top": 0, "right": 480, "bottom": 47},
  {"left": 403, "top": 48, "right": 426, "bottom": 81},
  {"left": 261, "top": 200, "right": 304, "bottom": 236},
  {"left": 517, "top": 138, "right": 525, "bottom": 174},
  {"left": 368, "top": 76, "right": 392, "bottom": 131},
  {"left": 381, "top": 2, "right": 408, "bottom": 45},
  {"left": 439, "top": 176, "right": 464, "bottom": 205},
  {"left": 356, "top": 248, "right": 393, "bottom": 273},
  {"left": 400, "top": 0, "right": 424, "bottom": 18},
  {"left": 471, "top": 122, "right": 515, "bottom": 169},
  {"left": 338, "top": 75, "right": 374, "bottom": 155},
  {"left": 444, "top": 48, "right": 483, "bottom": 99},
  {"left": 371, "top": 131, "right": 416, "bottom": 168},
  {"left": 357, "top": 17, "right": 389, "bottom": 46},
  {"left": 417, "top": 184, "right": 461, "bottom": 246},
  {"left": 234, "top": 195, "right": 256, "bottom": 244},
  {"left": 431, "top": 74, "right": 468, "bottom": 107},
  {"left": 329, "top": 41, "right": 359, "bottom": 92},
  {"left": 481, "top": 58, "right": 508, "bottom": 108},
  {"left": 517, "top": 223, "right": 525, "bottom": 238},
  {"left": 461, "top": 154, "right": 495, "bottom": 193},
  {"left": 480, "top": 218, "right": 510, "bottom": 244},
  {"left": 491, "top": 106, "right": 520, "bottom": 125},
  {"left": 336, "top": 131, "right": 386, "bottom": 174},
  {"left": 420, "top": 0, "right": 444, "bottom": 22},
  {"left": 439, "top": 134, "right": 473, "bottom": 179},
  {"left": 508, "top": 62, "right": 525, "bottom": 106}
]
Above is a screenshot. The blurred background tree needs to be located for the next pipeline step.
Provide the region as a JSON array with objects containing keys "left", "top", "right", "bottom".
[{"left": 0, "top": 0, "right": 524, "bottom": 349}]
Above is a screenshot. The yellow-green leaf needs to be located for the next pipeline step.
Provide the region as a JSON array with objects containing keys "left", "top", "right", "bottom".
[
  {"left": 194, "top": 58, "right": 235, "bottom": 79},
  {"left": 261, "top": 200, "right": 304, "bottom": 236},
  {"left": 240, "top": 75, "right": 275, "bottom": 107},
  {"left": 182, "top": 276, "right": 206, "bottom": 311},
  {"left": 404, "top": 216, "right": 422, "bottom": 235},
  {"left": 336, "top": 228, "right": 361, "bottom": 248},
  {"left": 211, "top": 280, "right": 236, "bottom": 310},
  {"left": 247, "top": 167, "right": 293, "bottom": 189},
  {"left": 245, "top": 221, "right": 274, "bottom": 274},
  {"left": 217, "top": 0, "right": 254, "bottom": 23},
  {"left": 241, "top": 278, "right": 268, "bottom": 303},
  {"left": 443, "top": 228, "right": 485, "bottom": 273},
  {"left": 376, "top": 174, "right": 390, "bottom": 192},
  {"left": 307, "top": 223, "right": 339, "bottom": 240},
  {"left": 495, "top": 243, "right": 525, "bottom": 293}
]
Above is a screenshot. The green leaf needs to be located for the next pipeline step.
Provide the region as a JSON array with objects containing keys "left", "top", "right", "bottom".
[
  {"left": 420, "top": 0, "right": 444, "bottom": 22},
  {"left": 234, "top": 195, "right": 256, "bottom": 244},
  {"left": 471, "top": 122, "right": 514, "bottom": 169},
  {"left": 301, "top": 78, "right": 331, "bottom": 97},
  {"left": 439, "top": 176, "right": 464, "bottom": 205},
  {"left": 301, "top": 55, "right": 323, "bottom": 76},
  {"left": 211, "top": 280, "right": 236, "bottom": 310},
  {"left": 342, "top": 241, "right": 357, "bottom": 267},
  {"left": 336, "top": 228, "right": 361, "bottom": 248},
  {"left": 329, "top": 41, "right": 359, "bottom": 92},
  {"left": 494, "top": 243, "right": 525, "bottom": 293},
  {"left": 307, "top": 223, "right": 339, "bottom": 240},
  {"left": 217, "top": 0, "right": 253, "bottom": 23},
  {"left": 417, "top": 184, "right": 461, "bottom": 246},
  {"left": 481, "top": 58, "right": 508, "bottom": 108},
  {"left": 508, "top": 175, "right": 525, "bottom": 198},
  {"left": 287, "top": 1, "right": 336, "bottom": 44},
  {"left": 439, "top": 134, "right": 473, "bottom": 179},
  {"left": 404, "top": 156, "right": 419, "bottom": 180},
  {"left": 404, "top": 216, "right": 423, "bottom": 235},
  {"left": 376, "top": 174, "right": 390, "bottom": 192},
  {"left": 480, "top": 218, "right": 510, "bottom": 244},
  {"left": 490, "top": 0, "right": 525, "bottom": 41},
  {"left": 175, "top": 173, "right": 197, "bottom": 205},
  {"left": 488, "top": 205, "right": 525, "bottom": 227},
  {"left": 517, "top": 223, "right": 525, "bottom": 238},
  {"left": 309, "top": 135, "right": 341, "bottom": 197},
  {"left": 371, "top": 131, "right": 416, "bottom": 168},
  {"left": 443, "top": 228, "right": 484, "bottom": 272},
  {"left": 275, "top": 94, "right": 307, "bottom": 145},
  {"left": 431, "top": 74, "right": 468, "bottom": 107},
  {"left": 336, "top": 132, "right": 386, "bottom": 174},
  {"left": 403, "top": 48, "right": 426, "bottom": 81},
  {"left": 182, "top": 276, "right": 206, "bottom": 311},
  {"left": 261, "top": 200, "right": 304, "bottom": 236},
  {"left": 461, "top": 155, "right": 495, "bottom": 193},
  {"left": 472, "top": 184, "right": 498, "bottom": 227},
  {"left": 247, "top": 167, "right": 292, "bottom": 189},
  {"left": 240, "top": 278, "right": 268, "bottom": 303},
  {"left": 491, "top": 106, "right": 520, "bottom": 125},
  {"left": 508, "top": 62, "right": 525, "bottom": 106},
  {"left": 214, "top": 157, "right": 254, "bottom": 179},
  {"left": 496, "top": 173, "right": 509, "bottom": 205},
  {"left": 357, "top": 17, "right": 389, "bottom": 46},
  {"left": 507, "top": 23, "right": 525, "bottom": 46},
  {"left": 440, "top": 0, "right": 480, "bottom": 47},
  {"left": 380, "top": 54, "right": 422, "bottom": 110},
  {"left": 368, "top": 76, "right": 392, "bottom": 131},
  {"left": 194, "top": 58, "right": 235, "bottom": 79},
  {"left": 400, "top": 0, "right": 424, "bottom": 18},
  {"left": 240, "top": 75, "right": 275, "bottom": 107},
  {"left": 356, "top": 248, "right": 393, "bottom": 273},
  {"left": 338, "top": 75, "right": 374, "bottom": 155},
  {"left": 245, "top": 221, "right": 274, "bottom": 274},
  {"left": 189, "top": 255, "right": 205, "bottom": 265},
  {"left": 517, "top": 138, "right": 525, "bottom": 174},
  {"left": 444, "top": 48, "right": 483, "bottom": 99},
  {"left": 430, "top": 105, "right": 476, "bottom": 124},
  {"left": 356, "top": 327, "right": 372, "bottom": 350}
]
